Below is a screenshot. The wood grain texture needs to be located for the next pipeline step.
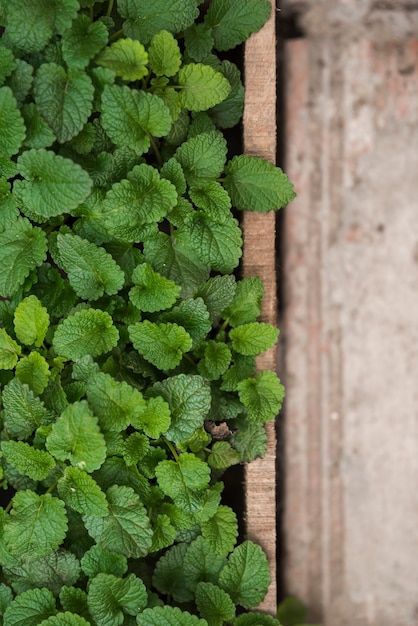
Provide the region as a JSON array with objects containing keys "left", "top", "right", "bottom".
[{"left": 243, "top": 0, "right": 278, "bottom": 614}]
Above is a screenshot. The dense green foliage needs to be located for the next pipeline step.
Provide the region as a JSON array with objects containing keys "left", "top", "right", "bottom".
[{"left": 0, "top": 0, "right": 295, "bottom": 623}]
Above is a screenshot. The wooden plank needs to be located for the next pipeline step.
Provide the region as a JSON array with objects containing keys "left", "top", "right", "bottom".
[{"left": 243, "top": 0, "right": 278, "bottom": 614}]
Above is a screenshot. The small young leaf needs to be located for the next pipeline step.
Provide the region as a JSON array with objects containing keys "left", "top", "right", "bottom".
[
  {"left": 229, "top": 322, "right": 279, "bottom": 357},
  {"left": 37, "top": 614, "right": 91, "bottom": 626},
  {"left": 3, "top": 587, "right": 56, "bottom": 626},
  {"left": 223, "top": 277, "right": 263, "bottom": 327},
  {"left": 204, "top": 0, "right": 271, "bottom": 51},
  {"left": 129, "top": 263, "right": 180, "bottom": 313},
  {"left": 224, "top": 155, "right": 296, "bottom": 212},
  {"left": 183, "top": 536, "right": 227, "bottom": 593},
  {"left": 21, "top": 103, "right": 56, "bottom": 149},
  {"left": 178, "top": 64, "right": 230, "bottom": 111},
  {"left": 52, "top": 309, "right": 119, "bottom": 360},
  {"left": 159, "top": 297, "right": 211, "bottom": 349},
  {"left": 97, "top": 38, "right": 149, "bottom": 81},
  {"left": 46, "top": 401, "right": 106, "bottom": 472},
  {"left": 207, "top": 441, "right": 241, "bottom": 470},
  {"left": 138, "top": 605, "right": 208, "bottom": 626},
  {"left": 150, "top": 514, "right": 177, "bottom": 552},
  {"left": 131, "top": 396, "right": 171, "bottom": 440},
  {"left": 189, "top": 181, "right": 231, "bottom": 221},
  {"left": 80, "top": 544, "right": 128, "bottom": 579},
  {"left": 87, "top": 573, "right": 148, "bottom": 626},
  {"left": 0, "top": 329, "right": 21, "bottom": 370},
  {"left": 234, "top": 614, "right": 281, "bottom": 626},
  {"left": 231, "top": 418, "right": 267, "bottom": 463},
  {"left": 195, "top": 582, "right": 235, "bottom": 626},
  {"left": 198, "top": 341, "right": 231, "bottom": 380},
  {"left": 237, "top": 371, "right": 285, "bottom": 423},
  {"left": 152, "top": 543, "right": 194, "bottom": 603},
  {"left": 57, "top": 466, "right": 109, "bottom": 517},
  {"left": 62, "top": 13, "right": 109, "bottom": 69},
  {"left": 148, "top": 30, "right": 181, "bottom": 77},
  {"left": 194, "top": 275, "right": 237, "bottom": 323},
  {"left": 184, "top": 23, "right": 215, "bottom": 63},
  {"left": 209, "top": 60, "right": 244, "bottom": 129},
  {"left": 15, "top": 352, "right": 50, "bottom": 395},
  {"left": 184, "top": 213, "right": 242, "bottom": 273},
  {"left": 0, "top": 87, "right": 26, "bottom": 158},
  {"left": 14, "top": 295, "right": 50, "bottom": 348},
  {"left": 128, "top": 320, "right": 192, "bottom": 371},
  {"left": 156, "top": 453, "right": 211, "bottom": 513},
  {"left": 2, "top": 378, "right": 50, "bottom": 440},
  {"left": 0, "top": 583, "right": 13, "bottom": 616},
  {"left": 59, "top": 587, "right": 88, "bottom": 617},
  {"left": 119, "top": 0, "right": 199, "bottom": 44},
  {"left": 0, "top": 46, "right": 16, "bottom": 85},
  {"left": 218, "top": 541, "right": 270, "bottom": 609},
  {"left": 1, "top": 440, "right": 55, "bottom": 481},
  {"left": 174, "top": 131, "right": 227, "bottom": 184},
  {"left": 201, "top": 505, "right": 238, "bottom": 557}
]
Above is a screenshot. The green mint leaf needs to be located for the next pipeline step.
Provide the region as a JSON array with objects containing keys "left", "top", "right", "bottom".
[
  {"left": 234, "top": 614, "right": 281, "bottom": 626},
  {"left": 2, "top": 378, "right": 50, "bottom": 440},
  {"left": 3, "top": 587, "right": 56, "bottom": 626},
  {"left": 57, "top": 233, "right": 125, "bottom": 301},
  {"left": 220, "top": 353, "right": 256, "bottom": 392},
  {"left": 119, "top": 0, "right": 199, "bottom": 44},
  {"left": 0, "top": 46, "right": 16, "bottom": 85},
  {"left": 3, "top": 550, "right": 80, "bottom": 596},
  {"left": 1, "top": 440, "right": 55, "bottom": 481},
  {"left": 3, "top": 491, "right": 67, "bottom": 562},
  {"left": 15, "top": 150, "right": 92, "bottom": 219},
  {"left": 174, "top": 131, "right": 227, "bottom": 184},
  {"left": 177, "top": 63, "right": 230, "bottom": 112},
  {"left": 15, "top": 352, "right": 51, "bottom": 395},
  {"left": 83, "top": 484, "right": 153, "bottom": 558},
  {"left": 207, "top": 441, "right": 241, "bottom": 470},
  {"left": 148, "top": 30, "right": 181, "bottom": 77},
  {"left": 152, "top": 543, "right": 194, "bottom": 603},
  {"left": 155, "top": 453, "right": 211, "bottom": 513},
  {"left": 62, "top": 14, "right": 109, "bottom": 69},
  {"left": 52, "top": 308, "right": 119, "bottom": 360},
  {"left": 195, "top": 581, "right": 235, "bottom": 626},
  {"left": 0, "top": 87, "right": 25, "bottom": 158},
  {"left": 0, "top": 329, "right": 21, "bottom": 370},
  {"left": 6, "top": 59, "right": 34, "bottom": 107},
  {"left": 201, "top": 505, "right": 238, "bottom": 557},
  {"left": 143, "top": 232, "right": 210, "bottom": 298},
  {"left": 13, "top": 295, "right": 50, "bottom": 347},
  {"left": 80, "top": 544, "right": 128, "bottom": 579},
  {"left": 223, "top": 277, "right": 263, "bottom": 327},
  {"left": 57, "top": 466, "right": 109, "bottom": 517},
  {"left": 46, "top": 400, "right": 106, "bottom": 472},
  {"left": 34, "top": 64, "right": 94, "bottom": 143},
  {"left": 0, "top": 178, "right": 19, "bottom": 233},
  {"left": 32, "top": 264, "right": 77, "bottom": 321},
  {"left": 87, "top": 573, "right": 148, "bottom": 626},
  {"left": 209, "top": 60, "right": 244, "bottom": 129},
  {"left": 194, "top": 275, "right": 236, "bottom": 324},
  {"left": 237, "top": 371, "right": 285, "bottom": 423},
  {"left": 158, "top": 298, "right": 211, "bottom": 349},
  {"left": 231, "top": 418, "right": 267, "bottom": 462},
  {"left": 150, "top": 513, "right": 177, "bottom": 552},
  {"left": 183, "top": 536, "right": 227, "bottom": 593},
  {"left": 229, "top": 322, "right": 279, "bottom": 357},
  {"left": 86, "top": 371, "right": 146, "bottom": 432},
  {"left": 128, "top": 320, "right": 192, "bottom": 371},
  {"left": 58, "top": 587, "right": 88, "bottom": 616},
  {"left": 189, "top": 181, "right": 231, "bottom": 221},
  {"left": 219, "top": 541, "right": 270, "bottom": 609},
  {"left": 38, "top": 614, "right": 91, "bottom": 626},
  {"left": 97, "top": 38, "right": 149, "bottom": 81},
  {"left": 0, "top": 217, "right": 47, "bottom": 297},
  {"left": 184, "top": 213, "right": 242, "bottom": 273},
  {"left": 160, "top": 158, "right": 187, "bottom": 196},
  {"left": 204, "top": 0, "right": 271, "bottom": 51},
  {"left": 21, "top": 103, "right": 56, "bottom": 149},
  {"left": 224, "top": 155, "right": 296, "bottom": 212},
  {"left": 138, "top": 606, "right": 208, "bottom": 626},
  {"left": 198, "top": 341, "right": 232, "bottom": 380},
  {"left": 0, "top": 583, "right": 13, "bottom": 616},
  {"left": 5, "top": 0, "right": 78, "bottom": 53},
  {"left": 131, "top": 396, "right": 171, "bottom": 440},
  {"left": 152, "top": 374, "right": 211, "bottom": 443},
  {"left": 184, "top": 24, "right": 215, "bottom": 63},
  {"left": 130, "top": 263, "right": 180, "bottom": 313},
  {"left": 101, "top": 85, "right": 172, "bottom": 155},
  {"left": 123, "top": 432, "right": 150, "bottom": 466}
]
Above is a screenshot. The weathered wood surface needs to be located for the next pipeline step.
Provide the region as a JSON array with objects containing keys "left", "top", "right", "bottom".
[
  {"left": 243, "top": 0, "right": 278, "bottom": 614},
  {"left": 283, "top": 2, "right": 418, "bottom": 623}
]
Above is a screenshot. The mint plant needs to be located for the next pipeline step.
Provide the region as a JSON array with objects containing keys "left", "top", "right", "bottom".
[{"left": 0, "top": 0, "right": 295, "bottom": 624}]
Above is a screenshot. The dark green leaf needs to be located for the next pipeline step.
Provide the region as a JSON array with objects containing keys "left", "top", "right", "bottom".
[
  {"left": 62, "top": 14, "right": 109, "bottom": 69},
  {"left": 119, "top": 0, "right": 199, "bottom": 44},
  {"left": 218, "top": 541, "right": 270, "bottom": 608},
  {"left": 0, "top": 87, "right": 25, "bottom": 158},
  {"left": 3, "top": 587, "right": 56, "bottom": 626},
  {"left": 204, "top": 0, "right": 271, "bottom": 51}
]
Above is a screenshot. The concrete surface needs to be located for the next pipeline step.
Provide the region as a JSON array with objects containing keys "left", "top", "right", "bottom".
[{"left": 282, "top": 1, "right": 418, "bottom": 624}]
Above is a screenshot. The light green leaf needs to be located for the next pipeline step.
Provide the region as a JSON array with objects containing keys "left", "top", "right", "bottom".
[
  {"left": 177, "top": 63, "right": 230, "bottom": 111},
  {"left": 21, "top": 103, "right": 56, "bottom": 149},
  {"left": 119, "top": 0, "right": 199, "bottom": 44},
  {"left": 201, "top": 505, "right": 238, "bottom": 557},
  {"left": 15, "top": 149, "right": 92, "bottom": 219},
  {"left": 204, "top": 0, "right": 271, "bottom": 51},
  {"left": 0, "top": 208, "right": 42, "bottom": 288},
  {"left": 97, "top": 38, "right": 149, "bottom": 81},
  {"left": 87, "top": 573, "right": 147, "bottom": 626},
  {"left": 57, "top": 233, "right": 125, "bottom": 301},
  {"left": 152, "top": 543, "right": 194, "bottom": 603},
  {"left": 52, "top": 308, "right": 119, "bottom": 360},
  {"left": 237, "top": 371, "right": 285, "bottom": 423},
  {"left": 46, "top": 401, "right": 106, "bottom": 472},
  {"left": 152, "top": 374, "right": 211, "bottom": 443},
  {"left": 138, "top": 606, "right": 208, "bottom": 626},
  {"left": 195, "top": 582, "right": 235, "bottom": 626},
  {"left": 224, "top": 155, "right": 296, "bottom": 212},
  {"left": 13, "top": 295, "right": 50, "bottom": 347},
  {"left": 183, "top": 536, "right": 227, "bottom": 592},
  {"left": 184, "top": 213, "right": 242, "bottom": 273},
  {"left": 5, "top": 0, "right": 79, "bottom": 53},
  {"left": 128, "top": 320, "right": 192, "bottom": 371},
  {"left": 123, "top": 432, "right": 149, "bottom": 466},
  {"left": 1, "top": 440, "right": 55, "bottom": 481},
  {"left": 15, "top": 351, "right": 51, "bottom": 395},
  {"left": 34, "top": 63, "right": 94, "bottom": 143},
  {"left": 174, "top": 131, "right": 227, "bottom": 183},
  {"left": 0, "top": 329, "right": 21, "bottom": 370},
  {"left": 229, "top": 322, "right": 279, "bottom": 357},
  {"left": 207, "top": 441, "right": 241, "bottom": 470},
  {"left": 3, "top": 491, "right": 67, "bottom": 562},
  {"left": 219, "top": 541, "right": 270, "bottom": 608},
  {"left": 150, "top": 514, "right": 177, "bottom": 552},
  {"left": 198, "top": 341, "right": 231, "bottom": 380},
  {"left": 131, "top": 396, "right": 171, "bottom": 439},
  {"left": 0, "top": 86, "right": 25, "bottom": 157},
  {"left": 101, "top": 85, "right": 172, "bottom": 155},
  {"left": 80, "top": 544, "right": 128, "bottom": 579},
  {"left": 223, "top": 277, "right": 263, "bottom": 327},
  {"left": 189, "top": 181, "right": 231, "bottom": 221},
  {"left": 58, "top": 466, "right": 109, "bottom": 517},
  {"left": 155, "top": 452, "right": 211, "bottom": 513},
  {"left": 3, "top": 587, "right": 56, "bottom": 626},
  {"left": 38, "top": 614, "right": 91, "bottom": 626},
  {"left": 86, "top": 371, "right": 146, "bottom": 432},
  {"left": 160, "top": 158, "right": 187, "bottom": 196},
  {"left": 148, "top": 30, "right": 181, "bottom": 77},
  {"left": 62, "top": 14, "right": 109, "bottom": 69},
  {"left": 129, "top": 263, "right": 180, "bottom": 312},
  {"left": 2, "top": 378, "right": 50, "bottom": 440},
  {"left": 83, "top": 484, "right": 153, "bottom": 558}
]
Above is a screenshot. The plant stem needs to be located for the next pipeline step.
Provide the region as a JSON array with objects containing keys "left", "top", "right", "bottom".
[
  {"left": 106, "top": 0, "right": 115, "bottom": 17},
  {"left": 149, "top": 135, "right": 162, "bottom": 166},
  {"left": 162, "top": 437, "right": 179, "bottom": 462},
  {"left": 109, "top": 28, "right": 123, "bottom": 42}
]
